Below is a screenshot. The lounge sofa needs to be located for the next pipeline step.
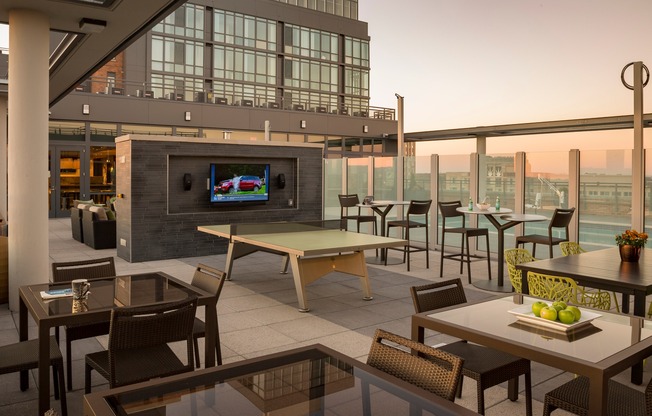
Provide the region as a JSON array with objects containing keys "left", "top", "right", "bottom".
[
  {"left": 82, "top": 209, "right": 117, "bottom": 249},
  {"left": 70, "top": 207, "right": 84, "bottom": 243}
]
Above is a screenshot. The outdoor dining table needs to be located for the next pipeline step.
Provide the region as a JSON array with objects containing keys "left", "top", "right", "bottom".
[
  {"left": 83, "top": 343, "right": 477, "bottom": 416},
  {"left": 456, "top": 207, "right": 547, "bottom": 292},
  {"left": 357, "top": 199, "right": 410, "bottom": 264},
  {"left": 412, "top": 294, "right": 652, "bottom": 416},
  {"left": 19, "top": 271, "right": 218, "bottom": 416}
]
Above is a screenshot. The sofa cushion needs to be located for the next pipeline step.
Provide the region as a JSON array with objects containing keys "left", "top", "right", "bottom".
[
  {"left": 73, "top": 199, "right": 95, "bottom": 206},
  {"left": 89, "top": 206, "right": 108, "bottom": 221},
  {"left": 106, "top": 209, "right": 116, "bottom": 221}
]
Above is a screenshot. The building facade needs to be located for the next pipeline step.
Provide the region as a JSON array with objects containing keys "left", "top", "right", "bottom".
[{"left": 46, "top": 0, "right": 398, "bottom": 218}]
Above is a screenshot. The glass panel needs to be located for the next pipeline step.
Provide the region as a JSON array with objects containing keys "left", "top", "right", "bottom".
[
  {"left": 646, "top": 150, "right": 652, "bottom": 238},
  {"left": 89, "top": 146, "right": 116, "bottom": 206},
  {"left": 59, "top": 150, "right": 81, "bottom": 212},
  {"left": 579, "top": 149, "right": 632, "bottom": 249},
  {"left": 175, "top": 127, "right": 200, "bottom": 137},
  {"left": 373, "top": 156, "right": 397, "bottom": 205},
  {"left": 347, "top": 158, "right": 369, "bottom": 199},
  {"left": 438, "top": 155, "right": 471, "bottom": 248},
  {"left": 89, "top": 123, "right": 117, "bottom": 142},
  {"left": 49, "top": 121, "right": 85, "bottom": 142},
  {"left": 478, "top": 154, "right": 515, "bottom": 253},
  {"left": 324, "top": 159, "right": 343, "bottom": 220},
  {"left": 404, "top": 156, "right": 432, "bottom": 244},
  {"left": 121, "top": 125, "right": 173, "bottom": 135}
]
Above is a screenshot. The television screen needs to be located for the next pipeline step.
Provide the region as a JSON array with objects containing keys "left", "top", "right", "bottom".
[{"left": 210, "top": 163, "right": 270, "bottom": 203}]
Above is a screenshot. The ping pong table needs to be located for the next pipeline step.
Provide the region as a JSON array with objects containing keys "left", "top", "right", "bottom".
[{"left": 198, "top": 221, "right": 407, "bottom": 312}]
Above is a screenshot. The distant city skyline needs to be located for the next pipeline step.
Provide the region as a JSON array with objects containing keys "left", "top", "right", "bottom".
[{"left": 3, "top": 1, "right": 652, "bottom": 155}]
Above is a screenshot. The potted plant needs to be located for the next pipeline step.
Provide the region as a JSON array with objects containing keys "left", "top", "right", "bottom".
[{"left": 615, "top": 229, "right": 648, "bottom": 262}]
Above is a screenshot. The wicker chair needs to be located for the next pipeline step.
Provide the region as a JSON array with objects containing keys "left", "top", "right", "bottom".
[
  {"left": 543, "top": 376, "right": 652, "bottom": 416},
  {"left": 515, "top": 207, "right": 575, "bottom": 258},
  {"left": 84, "top": 296, "right": 197, "bottom": 393},
  {"left": 366, "top": 329, "right": 463, "bottom": 402},
  {"left": 386, "top": 199, "right": 432, "bottom": 271},
  {"left": 526, "top": 272, "right": 611, "bottom": 310},
  {"left": 410, "top": 279, "right": 533, "bottom": 415},
  {"left": 560, "top": 242, "right": 620, "bottom": 312},
  {"left": 0, "top": 337, "right": 67, "bottom": 416},
  {"left": 438, "top": 201, "right": 492, "bottom": 283},
  {"left": 51, "top": 256, "right": 116, "bottom": 391},
  {"left": 504, "top": 248, "right": 536, "bottom": 294},
  {"left": 190, "top": 263, "right": 227, "bottom": 367}
]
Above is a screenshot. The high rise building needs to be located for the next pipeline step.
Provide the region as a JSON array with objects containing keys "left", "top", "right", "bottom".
[{"left": 45, "top": 0, "right": 398, "bottom": 218}]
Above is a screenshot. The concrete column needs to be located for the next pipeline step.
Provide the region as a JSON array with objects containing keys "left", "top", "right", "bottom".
[
  {"left": 0, "top": 96, "right": 7, "bottom": 222},
  {"left": 8, "top": 10, "right": 50, "bottom": 311}
]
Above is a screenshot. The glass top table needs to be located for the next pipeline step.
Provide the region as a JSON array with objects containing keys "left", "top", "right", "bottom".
[
  {"left": 83, "top": 344, "right": 477, "bottom": 416},
  {"left": 19, "top": 272, "right": 218, "bottom": 416}
]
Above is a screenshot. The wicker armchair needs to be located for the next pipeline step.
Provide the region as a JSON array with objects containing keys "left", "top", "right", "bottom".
[
  {"left": 190, "top": 263, "right": 227, "bottom": 367},
  {"left": 0, "top": 337, "right": 67, "bottom": 416},
  {"left": 504, "top": 248, "right": 536, "bottom": 294},
  {"left": 543, "top": 376, "right": 652, "bottom": 416},
  {"left": 84, "top": 296, "right": 197, "bottom": 393},
  {"left": 526, "top": 272, "right": 611, "bottom": 310},
  {"left": 560, "top": 242, "right": 620, "bottom": 312},
  {"left": 51, "top": 257, "right": 116, "bottom": 391},
  {"left": 366, "top": 329, "right": 463, "bottom": 402},
  {"left": 410, "top": 279, "right": 533, "bottom": 416}
]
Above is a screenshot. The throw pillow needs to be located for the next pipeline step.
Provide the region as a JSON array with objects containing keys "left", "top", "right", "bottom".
[
  {"left": 89, "top": 206, "right": 108, "bottom": 221},
  {"left": 106, "top": 209, "right": 116, "bottom": 221}
]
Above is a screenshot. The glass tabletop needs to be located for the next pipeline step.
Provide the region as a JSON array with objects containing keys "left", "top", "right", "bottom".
[{"left": 30, "top": 272, "right": 197, "bottom": 317}]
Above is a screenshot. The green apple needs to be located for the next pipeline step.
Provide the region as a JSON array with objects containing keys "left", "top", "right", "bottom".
[
  {"left": 566, "top": 306, "right": 581, "bottom": 321},
  {"left": 551, "top": 301, "right": 567, "bottom": 312},
  {"left": 558, "top": 309, "right": 575, "bottom": 325},
  {"left": 531, "top": 301, "right": 548, "bottom": 317},
  {"left": 539, "top": 306, "right": 558, "bottom": 321}
]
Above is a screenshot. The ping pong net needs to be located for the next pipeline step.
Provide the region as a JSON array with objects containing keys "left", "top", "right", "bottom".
[{"left": 229, "top": 220, "right": 341, "bottom": 236}]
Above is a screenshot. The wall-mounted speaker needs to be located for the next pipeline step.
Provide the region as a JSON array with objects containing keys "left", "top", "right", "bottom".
[
  {"left": 277, "top": 173, "right": 286, "bottom": 189},
  {"left": 183, "top": 173, "right": 192, "bottom": 191}
]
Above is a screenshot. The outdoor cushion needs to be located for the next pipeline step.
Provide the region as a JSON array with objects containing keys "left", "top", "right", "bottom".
[
  {"left": 89, "top": 206, "right": 108, "bottom": 221},
  {"left": 106, "top": 210, "right": 116, "bottom": 220}
]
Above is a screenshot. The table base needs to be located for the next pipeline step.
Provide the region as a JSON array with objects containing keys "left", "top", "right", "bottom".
[
  {"left": 472, "top": 279, "right": 514, "bottom": 293},
  {"left": 366, "top": 255, "right": 405, "bottom": 265}
]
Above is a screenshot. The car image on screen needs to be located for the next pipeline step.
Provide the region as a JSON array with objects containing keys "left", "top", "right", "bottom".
[{"left": 217, "top": 175, "right": 262, "bottom": 194}]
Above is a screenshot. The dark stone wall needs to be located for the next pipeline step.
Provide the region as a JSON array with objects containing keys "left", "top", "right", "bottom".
[{"left": 115, "top": 136, "right": 323, "bottom": 262}]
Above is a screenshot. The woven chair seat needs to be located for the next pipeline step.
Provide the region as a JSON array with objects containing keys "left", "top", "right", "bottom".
[
  {"left": 543, "top": 376, "right": 651, "bottom": 416},
  {"left": 517, "top": 234, "right": 567, "bottom": 245},
  {"left": 86, "top": 345, "right": 188, "bottom": 388}
]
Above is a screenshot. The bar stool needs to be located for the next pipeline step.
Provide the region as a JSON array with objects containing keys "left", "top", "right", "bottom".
[
  {"left": 385, "top": 199, "right": 432, "bottom": 271},
  {"left": 438, "top": 200, "right": 491, "bottom": 283},
  {"left": 338, "top": 194, "right": 377, "bottom": 234}
]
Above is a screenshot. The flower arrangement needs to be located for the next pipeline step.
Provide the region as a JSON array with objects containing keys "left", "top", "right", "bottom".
[{"left": 615, "top": 229, "right": 648, "bottom": 248}]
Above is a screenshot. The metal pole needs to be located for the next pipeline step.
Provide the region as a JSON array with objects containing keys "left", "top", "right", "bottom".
[{"left": 396, "top": 94, "right": 404, "bottom": 216}]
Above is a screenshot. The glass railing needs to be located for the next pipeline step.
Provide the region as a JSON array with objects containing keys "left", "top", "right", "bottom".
[{"left": 325, "top": 148, "right": 650, "bottom": 255}]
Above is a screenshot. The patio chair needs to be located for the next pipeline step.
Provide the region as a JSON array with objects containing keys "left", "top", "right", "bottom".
[
  {"left": 190, "top": 263, "right": 227, "bottom": 367},
  {"left": 560, "top": 241, "right": 620, "bottom": 312},
  {"left": 84, "top": 296, "right": 197, "bottom": 393},
  {"left": 385, "top": 199, "right": 432, "bottom": 271},
  {"left": 366, "top": 328, "right": 463, "bottom": 402},
  {"left": 438, "top": 201, "right": 492, "bottom": 283},
  {"left": 410, "top": 279, "right": 533, "bottom": 415},
  {"left": 504, "top": 248, "right": 536, "bottom": 294},
  {"left": 0, "top": 337, "right": 67, "bottom": 416},
  {"left": 51, "top": 256, "right": 116, "bottom": 391},
  {"left": 515, "top": 207, "right": 575, "bottom": 258},
  {"left": 526, "top": 272, "right": 611, "bottom": 310},
  {"left": 543, "top": 376, "right": 652, "bottom": 416},
  {"left": 338, "top": 194, "right": 377, "bottom": 234}
]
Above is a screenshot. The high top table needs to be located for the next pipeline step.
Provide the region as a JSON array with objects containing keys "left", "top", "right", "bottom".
[
  {"left": 456, "top": 207, "right": 547, "bottom": 293},
  {"left": 356, "top": 200, "right": 411, "bottom": 264}
]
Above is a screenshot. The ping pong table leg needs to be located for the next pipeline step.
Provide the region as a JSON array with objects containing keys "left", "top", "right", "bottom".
[{"left": 288, "top": 255, "right": 311, "bottom": 312}]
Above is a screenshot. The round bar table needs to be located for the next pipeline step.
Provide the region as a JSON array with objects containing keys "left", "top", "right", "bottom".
[
  {"left": 357, "top": 200, "right": 410, "bottom": 265},
  {"left": 456, "top": 207, "right": 547, "bottom": 293}
]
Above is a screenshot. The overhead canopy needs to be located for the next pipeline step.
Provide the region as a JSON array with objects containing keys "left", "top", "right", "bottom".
[{"left": 0, "top": 0, "right": 186, "bottom": 106}]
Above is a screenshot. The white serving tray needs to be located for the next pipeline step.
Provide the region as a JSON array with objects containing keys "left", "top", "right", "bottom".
[{"left": 508, "top": 304, "right": 601, "bottom": 333}]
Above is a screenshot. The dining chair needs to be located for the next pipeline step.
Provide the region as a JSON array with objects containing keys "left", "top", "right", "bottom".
[
  {"left": 338, "top": 194, "right": 377, "bottom": 234},
  {"left": 438, "top": 201, "right": 491, "bottom": 283},
  {"left": 0, "top": 337, "right": 67, "bottom": 416},
  {"left": 504, "top": 248, "right": 536, "bottom": 294},
  {"left": 385, "top": 199, "right": 432, "bottom": 271},
  {"left": 410, "top": 279, "right": 533, "bottom": 416},
  {"left": 559, "top": 241, "right": 620, "bottom": 312},
  {"left": 515, "top": 207, "right": 575, "bottom": 258},
  {"left": 190, "top": 263, "right": 227, "bottom": 367},
  {"left": 51, "top": 256, "right": 116, "bottom": 391},
  {"left": 526, "top": 272, "right": 611, "bottom": 310},
  {"left": 366, "top": 328, "right": 463, "bottom": 402},
  {"left": 543, "top": 375, "right": 652, "bottom": 416},
  {"left": 84, "top": 296, "right": 197, "bottom": 393}
]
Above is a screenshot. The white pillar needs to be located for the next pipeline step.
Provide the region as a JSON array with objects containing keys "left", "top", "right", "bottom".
[
  {"left": 8, "top": 10, "right": 50, "bottom": 310},
  {"left": 0, "top": 96, "right": 7, "bottom": 222}
]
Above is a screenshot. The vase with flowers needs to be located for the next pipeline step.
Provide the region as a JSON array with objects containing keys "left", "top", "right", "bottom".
[{"left": 615, "top": 229, "right": 648, "bottom": 262}]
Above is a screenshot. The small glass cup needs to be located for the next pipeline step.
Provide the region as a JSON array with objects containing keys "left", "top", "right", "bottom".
[{"left": 71, "top": 279, "right": 91, "bottom": 300}]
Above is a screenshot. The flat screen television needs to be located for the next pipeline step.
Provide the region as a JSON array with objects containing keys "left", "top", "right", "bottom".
[{"left": 209, "top": 163, "right": 270, "bottom": 203}]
